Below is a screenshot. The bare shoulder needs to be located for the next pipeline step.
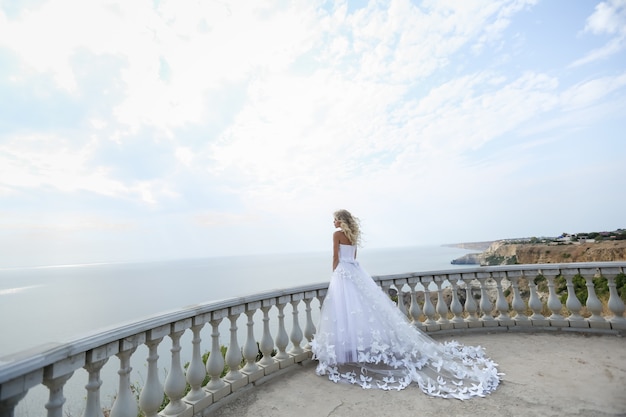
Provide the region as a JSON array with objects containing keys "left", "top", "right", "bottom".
[{"left": 333, "top": 230, "right": 350, "bottom": 245}]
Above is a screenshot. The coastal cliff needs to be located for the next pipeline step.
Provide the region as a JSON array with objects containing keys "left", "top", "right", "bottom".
[
  {"left": 513, "top": 241, "right": 626, "bottom": 264},
  {"left": 451, "top": 240, "right": 626, "bottom": 266},
  {"left": 437, "top": 236, "right": 626, "bottom": 316}
]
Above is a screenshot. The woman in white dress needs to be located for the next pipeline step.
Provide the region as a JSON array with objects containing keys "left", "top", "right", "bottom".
[{"left": 311, "top": 209, "right": 502, "bottom": 399}]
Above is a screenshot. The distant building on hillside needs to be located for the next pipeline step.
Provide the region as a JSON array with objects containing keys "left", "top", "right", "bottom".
[{"left": 557, "top": 233, "right": 572, "bottom": 243}]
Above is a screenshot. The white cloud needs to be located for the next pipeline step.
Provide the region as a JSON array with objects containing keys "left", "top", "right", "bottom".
[
  {"left": 204, "top": 0, "right": 549, "bottom": 202},
  {"left": 571, "top": 35, "right": 626, "bottom": 67},
  {"left": 571, "top": 0, "right": 626, "bottom": 66},
  {"left": 0, "top": 0, "right": 321, "bottom": 131},
  {"left": 584, "top": 0, "right": 626, "bottom": 35},
  {"left": 0, "top": 211, "right": 134, "bottom": 232},
  {"left": 0, "top": 0, "right": 625, "bottom": 265},
  {"left": 0, "top": 134, "right": 176, "bottom": 205},
  {"left": 560, "top": 72, "right": 626, "bottom": 110},
  {"left": 194, "top": 211, "right": 260, "bottom": 228}
]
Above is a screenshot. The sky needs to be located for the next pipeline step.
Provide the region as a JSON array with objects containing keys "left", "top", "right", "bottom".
[{"left": 0, "top": 0, "right": 625, "bottom": 267}]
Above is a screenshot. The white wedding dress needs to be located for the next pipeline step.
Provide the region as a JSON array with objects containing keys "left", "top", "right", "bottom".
[{"left": 311, "top": 244, "right": 502, "bottom": 399}]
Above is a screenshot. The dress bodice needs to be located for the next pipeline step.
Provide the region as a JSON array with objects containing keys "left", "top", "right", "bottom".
[{"left": 338, "top": 244, "right": 357, "bottom": 263}]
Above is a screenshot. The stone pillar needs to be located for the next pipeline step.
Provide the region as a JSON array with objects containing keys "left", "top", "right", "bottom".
[
  {"left": 562, "top": 270, "right": 587, "bottom": 328},
  {"left": 493, "top": 272, "right": 514, "bottom": 326},
  {"left": 462, "top": 273, "right": 480, "bottom": 327},
  {"left": 434, "top": 275, "right": 452, "bottom": 330},
  {"left": 139, "top": 328, "right": 167, "bottom": 417},
  {"left": 476, "top": 272, "right": 496, "bottom": 326},
  {"left": 184, "top": 319, "right": 209, "bottom": 406},
  {"left": 43, "top": 373, "right": 73, "bottom": 417},
  {"left": 421, "top": 276, "right": 438, "bottom": 331},
  {"left": 162, "top": 322, "right": 190, "bottom": 416},
  {"left": 288, "top": 296, "right": 305, "bottom": 359},
  {"left": 303, "top": 291, "right": 317, "bottom": 351},
  {"left": 525, "top": 269, "right": 547, "bottom": 326},
  {"left": 542, "top": 269, "right": 568, "bottom": 327},
  {"left": 448, "top": 274, "right": 466, "bottom": 328},
  {"left": 81, "top": 357, "right": 108, "bottom": 417},
  {"left": 110, "top": 347, "right": 139, "bottom": 417},
  {"left": 204, "top": 310, "right": 229, "bottom": 402},
  {"left": 223, "top": 306, "right": 246, "bottom": 391},
  {"left": 408, "top": 279, "right": 424, "bottom": 329}
]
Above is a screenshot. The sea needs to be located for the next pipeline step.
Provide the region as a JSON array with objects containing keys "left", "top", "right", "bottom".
[{"left": 0, "top": 245, "right": 474, "bottom": 416}]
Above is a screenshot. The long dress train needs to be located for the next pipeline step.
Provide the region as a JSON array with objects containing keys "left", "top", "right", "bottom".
[{"left": 311, "top": 244, "right": 502, "bottom": 399}]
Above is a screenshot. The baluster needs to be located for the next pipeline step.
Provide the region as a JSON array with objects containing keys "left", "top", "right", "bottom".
[
  {"left": 241, "top": 302, "right": 264, "bottom": 383},
  {"left": 0, "top": 392, "right": 28, "bottom": 417},
  {"left": 258, "top": 301, "right": 277, "bottom": 371},
  {"left": 224, "top": 307, "right": 246, "bottom": 390},
  {"left": 563, "top": 271, "right": 586, "bottom": 328},
  {"left": 493, "top": 272, "right": 512, "bottom": 325},
  {"left": 508, "top": 271, "right": 530, "bottom": 325},
  {"left": 184, "top": 321, "right": 208, "bottom": 403},
  {"left": 526, "top": 271, "right": 546, "bottom": 324},
  {"left": 582, "top": 273, "right": 607, "bottom": 327},
  {"left": 396, "top": 287, "right": 407, "bottom": 316},
  {"left": 476, "top": 272, "right": 496, "bottom": 325},
  {"left": 607, "top": 273, "right": 626, "bottom": 328},
  {"left": 110, "top": 348, "right": 138, "bottom": 417},
  {"left": 242, "top": 304, "right": 260, "bottom": 373},
  {"left": 434, "top": 276, "right": 451, "bottom": 330},
  {"left": 43, "top": 372, "right": 73, "bottom": 417},
  {"left": 303, "top": 291, "right": 317, "bottom": 350},
  {"left": 408, "top": 280, "right": 423, "bottom": 328},
  {"left": 139, "top": 335, "right": 165, "bottom": 417},
  {"left": 462, "top": 274, "right": 480, "bottom": 326},
  {"left": 274, "top": 297, "right": 291, "bottom": 363},
  {"left": 317, "top": 289, "right": 327, "bottom": 308},
  {"left": 542, "top": 270, "right": 567, "bottom": 327},
  {"left": 205, "top": 314, "right": 229, "bottom": 402},
  {"left": 162, "top": 323, "right": 190, "bottom": 416},
  {"left": 448, "top": 275, "right": 465, "bottom": 327},
  {"left": 421, "top": 276, "right": 437, "bottom": 329},
  {"left": 392, "top": 278, "right": 408, "bottom": 317},
  {"left": 380, "top": 280, "right": 392, "bottom": 299},
  {"left": 289, "top": 297, "right": 305, "bottom": 357},
  {"left": 82, "top": 357, "right": 108, "bottom": 417},
  {"left": 42, "top": 351, "right": 84, "bottom": 417}
]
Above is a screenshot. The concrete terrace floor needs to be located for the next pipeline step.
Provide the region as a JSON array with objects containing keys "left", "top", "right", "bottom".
[{"left": 210, "top": 331, "right": 626, "bottom": 417}]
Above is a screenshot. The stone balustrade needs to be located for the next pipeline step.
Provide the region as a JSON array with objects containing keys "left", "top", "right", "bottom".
[{"left": 0, "top": 262, "right": 624, "bottom": 417}]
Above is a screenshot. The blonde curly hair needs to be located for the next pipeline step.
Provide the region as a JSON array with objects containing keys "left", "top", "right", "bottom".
[{"left": 334, "top": 209, "right": 362, "bottom": 246}]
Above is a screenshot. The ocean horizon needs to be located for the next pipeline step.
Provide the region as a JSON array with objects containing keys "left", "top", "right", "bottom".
[
  {"left": 2, "top": 244, "right": 477, "bottom": 417},
  {"left": 0, "top": 244, "right": 475, "bottom": 358}
]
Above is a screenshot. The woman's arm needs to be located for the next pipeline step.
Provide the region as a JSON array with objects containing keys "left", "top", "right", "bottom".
[{"left": 332, "top": 231, "right": 340, "bottom": 271}]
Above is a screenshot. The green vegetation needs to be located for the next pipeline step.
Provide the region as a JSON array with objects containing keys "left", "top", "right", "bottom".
[
  {"left": 573, "top": 230, "right": 626, "bottom": 241},
  {"left": 109, "top": 343, "right": 276, "bottom": 417},
  {"left": 533, "top": 273, "right": 626, "bottom": 306},
  {"left": 484, "top": 254, "right": 502, "bottom": 265},
  {"left": 501, "top": 228, "right": 626, "bottom": 245},
  {"left": 484, "top": 254, "right": 517, "bottom": 265},
  {"left": 480, "top": 227, "right": 626, "bottom": 266}
]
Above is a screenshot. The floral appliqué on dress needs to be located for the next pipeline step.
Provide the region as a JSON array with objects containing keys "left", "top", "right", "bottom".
[{"left": 311, "top": 244, "right": 502, "bottom": 399}]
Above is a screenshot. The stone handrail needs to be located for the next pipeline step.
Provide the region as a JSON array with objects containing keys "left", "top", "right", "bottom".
[{"left": 0, "top": 262, "right": 624, "bottom": 417}]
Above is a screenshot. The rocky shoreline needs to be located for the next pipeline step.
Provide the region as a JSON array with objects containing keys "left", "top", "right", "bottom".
[{"left": 450, "top": 240, "right": 626, "bottom": 266}]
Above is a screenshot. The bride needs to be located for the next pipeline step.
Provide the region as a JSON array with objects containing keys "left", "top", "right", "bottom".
[{"left": 311, "top": 209, "right": 502, "bottom": 399}]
